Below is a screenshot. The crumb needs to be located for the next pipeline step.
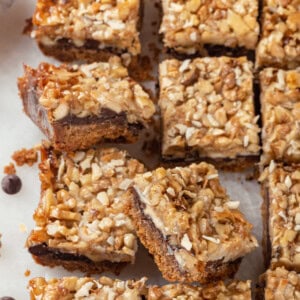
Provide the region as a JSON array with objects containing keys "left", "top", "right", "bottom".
[
  {"left": 246, "top": 173, "right": 255, "bottom": 181},
  {"left": 3, "top": 163, "right": 16, "bottom": 175},
  {"left": 12, "top": 147, "right": 38, "bottom": 166},
  {"left": 148, "top": 42, "right": 161, "bottom": 63},
  {"left": 19, "top": 223, "right": 27, "bottom": 233},
  {"left": 23, "top": 18, "right": 33, "bottom": 35},
  {"left": 24, "top": 269, "right": 31, "bottom": 277},
  {"left": 142, "top": 137, "right": 161, "bottom": 157}
]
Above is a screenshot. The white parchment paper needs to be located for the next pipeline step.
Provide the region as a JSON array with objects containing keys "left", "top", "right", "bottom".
[{"left": 0, "top": 0, "right": 264, "bottom": 298}]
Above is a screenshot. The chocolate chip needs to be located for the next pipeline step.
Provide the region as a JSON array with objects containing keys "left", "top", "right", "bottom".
[
  {"left": 1, "top": 174, "right": 22, "bottom": 195},
  {"left": 0, "top": 297, "right": 16, "bottom": 300}
]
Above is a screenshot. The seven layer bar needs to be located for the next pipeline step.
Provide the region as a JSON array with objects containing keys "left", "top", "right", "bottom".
[
  {"left": 260, "top": 68, "right": 300, "bottom": 165},
  {"left": 159, "top": 56, "right": 260, "bottom": 170},
  {"left": 256, "top": 0, "right": 300, "bottom": 69},
  {"left": 260, "top": 163, "right": 300, "bottom": 271},
  {"left": 30, "top": 0, "right": 142, "bottom": 62},
  {"left": 126, "top": 162, "right": 258, "bottom": 283},
  {"left": 18, "top": 57, "right": 155, "bottom": 151},
  {"left": 26, "top": 145, "right": 145, "bottom": 274},
  {"left": 160, "top": 0, "right": 259, "bottom": 55}
]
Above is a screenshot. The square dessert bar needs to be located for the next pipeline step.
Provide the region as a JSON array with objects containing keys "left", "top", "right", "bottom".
[
  {"left": 260, "top": 68, "right": 300, "bottom": 165},
  {"left": 30, "top": 0, "right": 142, "bottom": 62},
  {"left": 18, "top": 57, "right": 155, "bottom": 152},
  {"left": 261, "top": 267, "right": 300, "bottom": 300},
  {"left": 159, "top": 57, "right": 260, "bottom": 169},
  {"left": 160, "top": 0, "right": 259, "bottom": 55},
  {"left": 29, "top": 276, "right": 147, "bottom": 299},
  {"left": 256, "top": 0, "right": 300, "bottom": 69},
  {"left": 26, "top": 146, "right": 146, "bottom": 274},
  {"left": 260, "top": 164, "right": 300, "bottom": 271},
  {"left": 148, "top": 281, "right": 251, "bottom": 299},
  {"left": 126, "top": 162, "right": 258, "bottom": 283}
]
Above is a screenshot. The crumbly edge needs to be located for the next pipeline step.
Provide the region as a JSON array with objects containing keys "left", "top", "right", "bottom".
[
  {"left": 260, "top": 68, "right": 300, "bottom": 165},
  {"left": 159, "top": 57, "right": 260, "bottom": 161},
  {"left": 160, "top": 0, "right": 259, "bottom": 53},
  {"left": 125, "top": 187, "right": 241, "bottom": 283}
]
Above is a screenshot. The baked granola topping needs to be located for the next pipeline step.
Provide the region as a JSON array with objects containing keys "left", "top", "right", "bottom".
[
  {"left": 159, "top": 57, "right": 260, "bottom": 160},
  {"left": 148, "top": 281, "right": 251, "bottom": 300},
  {"left": 32, "top": 0, "right": 141, "bottom": 55},
  {"left": 260, "top": 164, "right": 300, "bottom": 271},
  {"left": 160, "top": 0, "right": 259, "bottom": 54},
  {"left": 27, "top": 146, "right": 146, "bottom": 264},
  {"left": 131, "top": 163, "right": 257, "bottom": 275},
  {"left": 256, "top": 0, "right": 300, "bottom": 69},
  {"left": 29, "top": 276, "right": 147, "bottom": 299},
  {"left": 260, "top": 68, "right": 300, "bottom": 165},
  {"left": 264, "top": 267, "right": 300, "bottom": 300},
  {"left": 23, "top": 57, "right": 155, "bottom": 125}
]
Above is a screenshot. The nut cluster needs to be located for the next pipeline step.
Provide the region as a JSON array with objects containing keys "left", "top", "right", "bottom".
[
  {"left": 260, "top": 163, "right": 300, "bottom": 270},
  {"left": 260, "top": 68, "right": 300, "bottom": 165},
  {"left": 32, "top": 0, "right": 141, "bottom": 55},
  {"left": 256, "top": 0, "right": 300, "bottom": 69},
  {"left": 264, "top": 267, "right": 300, "bottom": 299},
  {"left": 160, "top": 0, "right": 259, "bottom": 54},
  {"left": 132, "top": 162, "right": 257, "bottom": 273},
  {"left": 159, "top": 57, "right": 260, "bottom": 159},
  {"left": 26, "top": 56, "right": 155, "bottom": 123},
  {"left": 29, "top": 276, "right": 147, "bottom": 299},
  {"left": 27, "top": 147, "right": 146, "bottom": 263},
  {"left": 148, "top": 281, "right": 251, "bottom": 299}
]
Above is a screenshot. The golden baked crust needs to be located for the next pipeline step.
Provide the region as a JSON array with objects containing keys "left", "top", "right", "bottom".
[
  {"left": 126, "top": 162, "right": 258, "bottom": 283},
  {"left": 260, "top": 68, "right": 300, "bottom": 165},
  {"left": 159, "top": 57, "right": 260, "bottom": 163},
  {"left": 160, "top": 0, "right": 259, "bottom": 54},
  {"left": 260, "top": 163, "right": 300, "bottom": 271},
  {"left": 256, "top": 0, "right": 300, "bottom": 69},
  {"left": 27, "top": 146, "right": 146, "bottom": 274},
  {"left": 31, "top": 0, "right": 141, "bottom": 57},
  {"left": 29, "top": 276, "right": 147, "bottom": 299}
]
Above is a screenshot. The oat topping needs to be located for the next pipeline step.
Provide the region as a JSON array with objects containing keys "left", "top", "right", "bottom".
[
  {"left": 159, "top": 57, "right": 260, "bottom": 160},
  {"left": 32, "top": 0, "right": 141, "bottom": 55},
  {"left": 256, "top": 0, "right": 300, "bottom": 69},
  {"left": 264, "top": 267, "right": 300, "bottom": 300},
  {"left": 23, "top": 57, "right": 155, "bottom": 124},
  {"left": 132, "top": 162, "right": 257, "bottom": 274},
  {"left": 260, "top": 68, "right": 300, "bottom": 165},
  {"left": 160, "top": 0, "right": 259, "bottom": 54},
  {"left": 260, "top": 164, "right": 300, "bottom": 271},
  {"left": 148, "top": 281, "right": 251, "bottom": 300},
  {"left": 27, "top": 146, "right": 146, "bottom": 263},
  {"left": 29, "top": 276, "right": 147, "bottom": 299}
]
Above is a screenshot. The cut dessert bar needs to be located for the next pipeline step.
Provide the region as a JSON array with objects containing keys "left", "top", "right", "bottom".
[
  {"left": 18, "top": 57, "right": 155, "bottom": 151},
  {"left": 261, "top": 267, "right": 300, "bottom": 300},
  {"left": 30, "top": 0, "right": 142, "bottom": 62},
  {"left": 26, "top": 145, "right": 146, "bottom": 274},
  {"left": 126, "top": 162, "right": 258, "bottom": 283},
  {"left": 159, "top": 57, "right": 260, "bottom": 169},
  {"left": 256, "top": 0, "right": 300, "bottom": 69},
  {"left": 148, "top": 281, "right": 251, "bottom": 299},
  {"left": 260, "top": 68, "right": 300, "bottom": 165},
  {"left": 260, "top": 163, "right": 300, "bottom": 271},
  {"left": 160, "top": 0, "right": 259, "bottom": 55},
  {"left": 29, "top": 276, "right": 147, "bottom": 299}
]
